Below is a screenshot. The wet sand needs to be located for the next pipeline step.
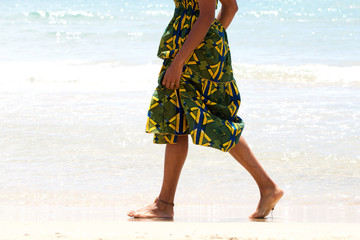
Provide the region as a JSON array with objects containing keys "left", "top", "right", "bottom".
[{"left": 1, "top": 221, "right": 359, "bottom": 240}]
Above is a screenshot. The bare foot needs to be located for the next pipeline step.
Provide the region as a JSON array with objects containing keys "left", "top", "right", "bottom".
[
  {"left": 127, "top": 198, "right": 174, "bottom": 219},
  {"left": 249, "top": 186, "right": 284, "bottom": 219}
]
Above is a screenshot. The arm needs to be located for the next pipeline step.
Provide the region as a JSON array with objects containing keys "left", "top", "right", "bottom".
[
  {"left": 217, "top": 0, "right": 238, "bottom": 30},
  {"left": 162, "top": 0, "right": 217, "bottom": 90}
]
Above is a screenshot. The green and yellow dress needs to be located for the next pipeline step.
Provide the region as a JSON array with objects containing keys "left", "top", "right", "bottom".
[{"left": 146, "top": 0, "right": 244, "bottom": 152}]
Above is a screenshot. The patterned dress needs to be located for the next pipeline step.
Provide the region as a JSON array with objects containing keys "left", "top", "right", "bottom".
[{"left": 145, "top": 0, "right": 244, "bottom": 152}]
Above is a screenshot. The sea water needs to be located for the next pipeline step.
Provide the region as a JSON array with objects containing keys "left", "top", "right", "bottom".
[{"left": 0, "top": 0, "right": 359, "bottom": 222}]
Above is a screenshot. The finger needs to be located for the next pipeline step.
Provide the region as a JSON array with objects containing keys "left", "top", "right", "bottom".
[
  {"left": 162, "top": 76, "right": 167, "bottom": 86},
  {"left": 165, "top": 81, "right": 172, "bottom": 89},
  {"left": 163, "top": 78, "right": 172, "bottom": 89},
  {"left": 169, "top": 82, "right": 175, "bottom": 90},
  {"left": 174, "top": 80, "right": 180, "bottom": 89}
]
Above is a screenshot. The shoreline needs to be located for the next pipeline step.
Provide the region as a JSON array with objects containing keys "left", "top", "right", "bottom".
[
  {"left": 1, "top": 221, "right": 359, "bottom": 240},
  {"left": 1, "top": 204, "right": 359, "bottom": 223}
]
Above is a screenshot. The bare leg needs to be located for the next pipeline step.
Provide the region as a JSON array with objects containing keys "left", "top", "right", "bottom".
[
  {"left": 127, "top": 135, "right": 188, "bottom": 218},
  {"left": 229, "top": 136, "right": 284, "bottom": 219}
]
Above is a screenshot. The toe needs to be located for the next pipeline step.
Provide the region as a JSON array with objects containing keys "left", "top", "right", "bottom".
[
  {"left": 249, "top": 213, "right": 259, "bottom": 219},
  {"left": 249, "top": 210, "right": 264, "bottom": 219},
  {"left": 127, "top": 210, "right": 135, "bottom": 217}
]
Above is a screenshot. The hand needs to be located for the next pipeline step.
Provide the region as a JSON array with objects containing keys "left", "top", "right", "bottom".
[{"left": 162, "top": 60, "right": 183, "bottom": 90}]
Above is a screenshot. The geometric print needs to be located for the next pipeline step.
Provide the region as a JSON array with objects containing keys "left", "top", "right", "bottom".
[{"left": 145, "top": 0, "right": 244, "bottom": 152}]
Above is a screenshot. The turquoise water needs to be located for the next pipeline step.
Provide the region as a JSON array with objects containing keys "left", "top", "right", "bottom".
[
  {"left": 1, "top": 0, "right": 359, "bottom": 65},
  {"left": 0, "top": 0, "right": 359, "bottom": 222}
]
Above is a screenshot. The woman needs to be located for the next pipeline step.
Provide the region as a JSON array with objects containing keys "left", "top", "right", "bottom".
[{"left": 128, "top": 0, "right": 283, "bottom": 219}]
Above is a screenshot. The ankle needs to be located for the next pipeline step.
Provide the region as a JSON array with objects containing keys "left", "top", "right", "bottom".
[
  {"left": 155, "top": 197, "right": 174, "bottom": 209},
  {"left": 157, "top": 193, "right": 174, "bottom": 204},
  {"left": 259, "top": 183, "right": 278, "bottom": 195}
]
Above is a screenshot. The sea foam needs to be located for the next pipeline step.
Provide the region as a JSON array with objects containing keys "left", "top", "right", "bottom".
[
  {"left": 0, "top": 62, "right": 359, "bottom": 92},
  {"left": 233, "top": 63, "right": 360, "bottom": 86}
]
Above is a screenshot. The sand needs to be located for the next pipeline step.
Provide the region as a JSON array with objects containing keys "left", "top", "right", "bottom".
[{"left": 1, "top": 221, "right": 359, "bottom": 240}]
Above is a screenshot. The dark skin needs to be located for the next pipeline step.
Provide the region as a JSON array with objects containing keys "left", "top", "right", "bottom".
[{"left": 128, "top": 0, "right": 283, "bottom": 219}]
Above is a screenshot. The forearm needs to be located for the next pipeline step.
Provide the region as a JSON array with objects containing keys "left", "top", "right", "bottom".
[
  {"left": 172, "top": 14, "right": 214, "bottom": 67},
  {"left": 216, "top": 1, "right": 238, "bottom": 29}
]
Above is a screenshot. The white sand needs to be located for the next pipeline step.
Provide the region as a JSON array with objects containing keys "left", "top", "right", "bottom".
[{"left": 1, "top": 221, "right": 359, "bottom": 240}]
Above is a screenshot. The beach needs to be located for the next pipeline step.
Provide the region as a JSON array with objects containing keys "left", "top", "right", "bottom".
[
  {"left": 0, "top": 0, "right": 359, "bottom": 238},
  {"left": 1, "top": 221, "right": 360, "bottom": 240}
]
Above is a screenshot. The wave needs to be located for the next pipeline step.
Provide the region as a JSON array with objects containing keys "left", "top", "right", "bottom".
[
  {"left": 0, "top": 61, "right": 359, "bottom": 91},
  {"left": 0, "top": 61, "right": 160, "bottom": 91},
  {"left": 233, "top": 63, "right": 360, "bottom": 86},
  {"left": 143, "top": 10, "right": 172, "bottom": 17},
  {"left": 23, "top": 10, "right": 114, "bottom": 21}
]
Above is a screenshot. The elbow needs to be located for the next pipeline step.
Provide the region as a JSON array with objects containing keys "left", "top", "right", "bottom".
[
  {"left": 233, "top": 3, "right": 238, "bottom": 13},
  {"left": 230, "top": 0, "right": 238, "bottom": 14},
  {"left": 223, "top": 0, "right": 238, "bottom": 14}
]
